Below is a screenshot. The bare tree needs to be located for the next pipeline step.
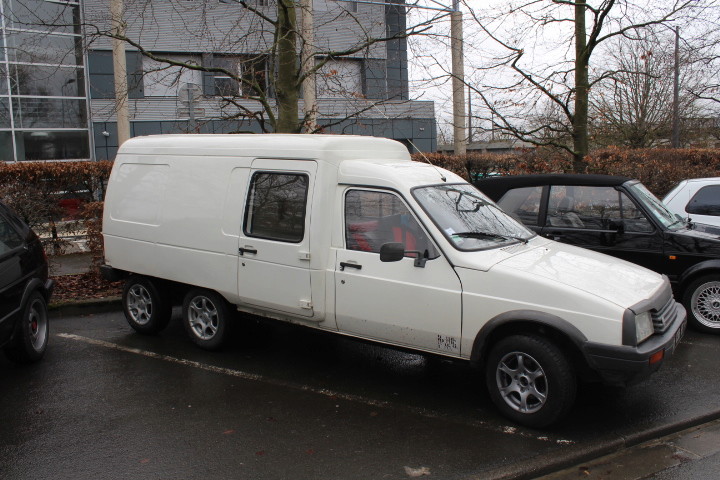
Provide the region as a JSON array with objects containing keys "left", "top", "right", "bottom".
[
  {"left": 415, "top": 0, "right": 713, "bottom": 170},
  {"left": 589, "top": 29, "right": 704, "bottom": 148}
]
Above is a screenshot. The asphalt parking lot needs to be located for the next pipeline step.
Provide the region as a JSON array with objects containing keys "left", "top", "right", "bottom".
[{"left": 2, "top": 308, "right": 720, "bottom": 480}]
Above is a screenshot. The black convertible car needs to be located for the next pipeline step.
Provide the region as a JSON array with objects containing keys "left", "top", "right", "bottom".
[{"left": 475, "top": 174, "right": 720, "bottom": 334}]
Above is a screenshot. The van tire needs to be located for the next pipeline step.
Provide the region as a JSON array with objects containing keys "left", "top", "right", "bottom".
[
  {"left": 4, "top": 291, "right": 49, "bottom": 363},
  {"left": 485, "top": 334, "right": 576, "bottom": 428},
  {"left": 122, "top": 276, "right": 172, "bottom": 334},
  {"left": 183, "top": 289, "right": 230, "bottom": 350}
]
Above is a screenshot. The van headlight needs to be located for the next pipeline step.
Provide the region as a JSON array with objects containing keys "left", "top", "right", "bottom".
[{"left": 635, "top": 312, "right": 654, "bottom": 343}]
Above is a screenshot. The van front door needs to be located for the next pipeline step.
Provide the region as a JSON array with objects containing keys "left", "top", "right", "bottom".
[
  {"left": 335, "top": 189, "right": 462, "bottom": 354},
  {"left": 237, "top": 160, "right": 316, "bottom": 317}
]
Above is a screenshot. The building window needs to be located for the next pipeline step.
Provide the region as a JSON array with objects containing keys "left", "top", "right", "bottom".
[
  {"left": 212, "top": 55, "right": 268, "bottom": 98},
  {"left": 315, "top": 0, "right": 358, "bottom": 13},
  {"left": 0, "top": 0, "right": 90, "bottom": 161},
  {"left": 143, "top": 55, "right": 202, "bottom": 97},
  {"left": 317, "top": 58, "right": 362, "bottom": 98}
]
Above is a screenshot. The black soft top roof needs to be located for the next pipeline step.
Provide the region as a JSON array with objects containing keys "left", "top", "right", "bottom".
[{"left": 474, "top": 174, "right": 634, "bottom": 200}]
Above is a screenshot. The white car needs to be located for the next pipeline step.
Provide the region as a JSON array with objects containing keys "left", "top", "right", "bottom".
[{"left": 663, "top": 178, "right": 720, "bottom": 227}]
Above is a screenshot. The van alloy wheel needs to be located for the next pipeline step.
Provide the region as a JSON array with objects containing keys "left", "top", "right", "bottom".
[
  {"left": 495, "top": 351, "right": 547, "bottom": 414},
  {"left": 183, "top": 289, "right": 230, "bottom": 350},
  {"left": 122, "top": 276, "right": 172, "bottom": 334},
  {"left": 126, "top": 284, "right": 153, "bottom": 326},
  {"left": 485, "top": 335, "right": 576, "bottom": 428},
  {"left": 187, "top": 296, "right": 219, "bottom": 340}
]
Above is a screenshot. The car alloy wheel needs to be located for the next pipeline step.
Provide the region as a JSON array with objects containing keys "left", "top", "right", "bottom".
[
  {"left": 27, "top": 295, "right": 48, "bottom": 352},
  {"left": 691, "top": 280, "right": 720, "bottom": 329}
]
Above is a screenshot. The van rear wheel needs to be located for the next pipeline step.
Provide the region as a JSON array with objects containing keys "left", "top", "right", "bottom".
[
  {"left": 183, "top": 289, "right": 230, "bottom": 350},
  {"left": 485, "top": 334, "right": 576, "bottom": 428},
  {"left": 122, "top": 276, "right": 171, "bottom": 334}
]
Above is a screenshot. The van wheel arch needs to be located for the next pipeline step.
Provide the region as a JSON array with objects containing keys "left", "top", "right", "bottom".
[{"left": 471, "top": 313, "right": 590, "bottom": 378}]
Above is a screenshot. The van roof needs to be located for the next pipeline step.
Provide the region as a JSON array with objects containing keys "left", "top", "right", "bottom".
[{"left": 117, "top": 134, "right": 411, "bottom": 165}]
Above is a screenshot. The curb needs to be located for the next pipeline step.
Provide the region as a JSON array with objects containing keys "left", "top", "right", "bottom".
[
  {"left": 49, "top": 297, "right": 122, "bottom": 317},
  {"left": 477, "top": 410, "right": 720, "bottom": 480}
]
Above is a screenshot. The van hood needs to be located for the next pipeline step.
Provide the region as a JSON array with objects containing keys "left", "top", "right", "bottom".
[{"left": 488, "top": 240, "right": 665, "bottom": 308}]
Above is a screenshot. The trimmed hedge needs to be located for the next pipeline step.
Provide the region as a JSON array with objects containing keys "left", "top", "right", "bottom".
[
  {"left": 411, "top": 148, "right": 720, "bottom": 197},
  {"left": 2, "top": 147, "right": 719, "bottom": 270},
  {"left": 0, "top": 160, "right": 112, "bottom": 257}
]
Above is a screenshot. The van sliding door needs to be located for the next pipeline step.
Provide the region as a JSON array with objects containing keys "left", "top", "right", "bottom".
[{"left": 237, "top": 159, "right": 316, "bottom": 317}]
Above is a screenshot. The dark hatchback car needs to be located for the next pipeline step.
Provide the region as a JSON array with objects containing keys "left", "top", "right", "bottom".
[
  {"left": 0, "top": 202, "right": 54, "bottom": 362},
  {"left": 475, "top": 174, "right": 720, "bottom": 334}
]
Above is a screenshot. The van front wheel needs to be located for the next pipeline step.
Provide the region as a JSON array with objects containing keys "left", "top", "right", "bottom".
[
  {"left": 485, "top": 335, "right": 576, "bottom": 428},
  {"left": 122, "top": 276, "right": 171, "bottom": 334},
  {"left": 183, "top": 289, "right": 230, "bottom": 350}
]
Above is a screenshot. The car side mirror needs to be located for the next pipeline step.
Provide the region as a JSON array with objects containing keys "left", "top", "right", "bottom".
[
  {"left": 380, "top": 242, "right": 405, "bottom": 262},
  {"left": 609, "top": 219, "right": 625, "bottom": 234}
]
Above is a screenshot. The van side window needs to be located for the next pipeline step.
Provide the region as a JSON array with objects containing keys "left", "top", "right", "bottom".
[
  {"left": 244, "top": 172, "right": 309, "bottom": 242},
  {"left": 345, "top": 190, "right": 438, "bottom": 258}
]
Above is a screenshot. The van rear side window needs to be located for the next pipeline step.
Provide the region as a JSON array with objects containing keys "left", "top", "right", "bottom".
[{"left": 244, "top": 172, "right": 309, "bottom": 242}]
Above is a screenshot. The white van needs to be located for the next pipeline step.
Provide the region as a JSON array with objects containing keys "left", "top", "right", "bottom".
[{"left": 102, "top": 134, "right": 686, "bottom": 427}]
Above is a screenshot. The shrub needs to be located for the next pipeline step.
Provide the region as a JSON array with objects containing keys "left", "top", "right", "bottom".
[
  {"left": 413, "top": 148, "right": 720, "bottom": 197},
  {"left": 0, "top": 160, "right": 112, "bottom": 255}
]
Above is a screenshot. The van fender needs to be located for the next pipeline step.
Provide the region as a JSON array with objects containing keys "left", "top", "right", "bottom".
[
  {"left": 677, "top": 259, "right": 720, "bottom": 292},
  {"left": 470, "top": 310, "right": 588, "bottom": 365}
]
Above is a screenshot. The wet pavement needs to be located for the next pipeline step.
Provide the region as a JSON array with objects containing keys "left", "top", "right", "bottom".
[{"left": 1, "top": 310, "right": 720, "bottom": 480}]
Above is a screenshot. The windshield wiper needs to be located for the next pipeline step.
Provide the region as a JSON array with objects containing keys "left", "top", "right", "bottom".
[{"left": 453, "top": 231, "right": 529, "bottom": 244}]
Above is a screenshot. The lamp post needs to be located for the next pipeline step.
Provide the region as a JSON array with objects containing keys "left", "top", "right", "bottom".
[
  {"left": 110, "top": 0, "right": 130, "bottom": 146},
  {"left": 450, "top": 0, "right": 466, "bottom": 155},
  {"left": 671, "top": 27, "right": 680, "bottom": 148}
]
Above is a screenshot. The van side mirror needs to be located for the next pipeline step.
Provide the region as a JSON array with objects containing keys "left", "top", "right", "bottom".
[
  {"left": 380, "top": 242, "right": 428, "bottom": 268},
  {"left": 380, "top": 242, "right": 405, "bottom": 262}
]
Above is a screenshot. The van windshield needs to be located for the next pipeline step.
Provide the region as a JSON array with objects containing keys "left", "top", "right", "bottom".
[{"left": 413, "top": 184, "right": 535, "bottom": 250}]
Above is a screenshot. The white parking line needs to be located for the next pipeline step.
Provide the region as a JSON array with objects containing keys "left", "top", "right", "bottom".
[{"left": 57, "top": 332, "right": 575, "bottom": 445}]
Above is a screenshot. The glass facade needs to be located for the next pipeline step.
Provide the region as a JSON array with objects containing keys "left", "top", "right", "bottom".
[{"left": 0, "top": 0, "right": 90, "bottom": 161}]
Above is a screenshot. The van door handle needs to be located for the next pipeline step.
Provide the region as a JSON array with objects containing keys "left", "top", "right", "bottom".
[
  {"left": 339, "top": 262, "right": 362, "bottom": 271},
  {"left": 239, "top": 247, "right": 258, "bottom": 256}
]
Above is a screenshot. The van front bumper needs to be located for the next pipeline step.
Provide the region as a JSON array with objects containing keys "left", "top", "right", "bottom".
[{"left": 581, "top": 311, "right": 687, "bottom": 387}]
